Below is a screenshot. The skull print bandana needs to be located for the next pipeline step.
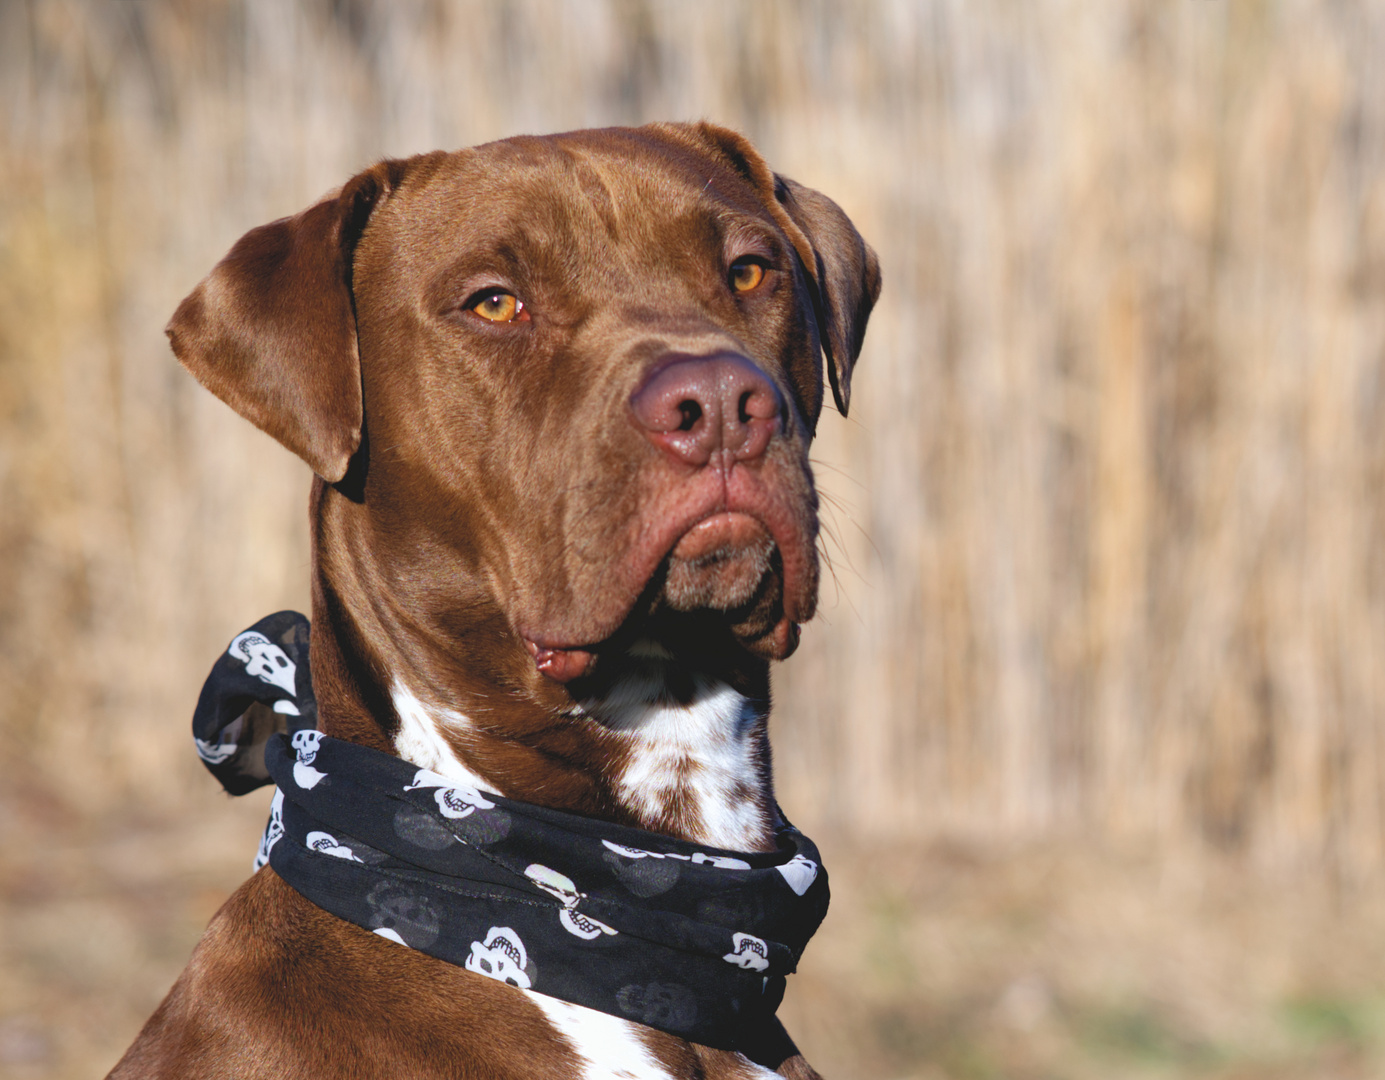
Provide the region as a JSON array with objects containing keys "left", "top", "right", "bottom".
[
  {"left": 193, "top": 613, "right": 830, "bottom": 1058},
  {"left": 191, "top": 610, "right": 317, "bottom": 794}
]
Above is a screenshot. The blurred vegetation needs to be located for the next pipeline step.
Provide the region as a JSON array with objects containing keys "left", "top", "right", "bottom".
[{"left": 3, "top": 1, "right": 1385, "bottom": 1077}]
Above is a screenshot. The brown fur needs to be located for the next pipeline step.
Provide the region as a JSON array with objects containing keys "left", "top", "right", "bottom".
[{"left": 111, "top": 123, "right": 879, "bottom": 1079}]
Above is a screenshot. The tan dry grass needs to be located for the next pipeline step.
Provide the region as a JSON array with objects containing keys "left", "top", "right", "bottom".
[
  {"left": 4, "top": 0, "right": 1385, "bottom": 1074},
  {"left": 4, "top": 0, "right": 1383, "bottom": 869}
]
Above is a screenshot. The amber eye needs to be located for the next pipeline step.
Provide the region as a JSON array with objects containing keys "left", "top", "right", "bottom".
[
  {"left": 469, "top": 290, "right": 524, "bottom": 323},
  {"left": 729, "top": 258, "right": 766, "bottom": 293}
]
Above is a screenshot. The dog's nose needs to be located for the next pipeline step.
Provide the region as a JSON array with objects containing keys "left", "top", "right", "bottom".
[{"left": 630, "top": 354, "right": 783, "bottom": 467}]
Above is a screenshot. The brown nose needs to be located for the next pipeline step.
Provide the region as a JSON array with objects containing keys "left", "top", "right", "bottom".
[{"left": 630, "top": 354, "right": 783, "bottom": 467}]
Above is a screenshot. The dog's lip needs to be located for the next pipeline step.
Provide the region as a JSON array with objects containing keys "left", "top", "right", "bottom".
[
  {"left": 522, "top": 509, "right": 787, "bottom": 682},
  {"left": 519, "top": 481, "right": 815, "bottom": 681},
  {"left": 668, "top": 510, "right": 770, "bottom": 562},
  {"left": 522, "top": 639, "right": 597, "bottom": 683}
]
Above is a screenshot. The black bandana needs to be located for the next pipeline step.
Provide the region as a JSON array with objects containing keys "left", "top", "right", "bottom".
[
  {"left": 192, "top": 610, "right": 317, "bottom": 793},
  {"left": 191, "top": 613, "right": 830, "bottom": 1056}
]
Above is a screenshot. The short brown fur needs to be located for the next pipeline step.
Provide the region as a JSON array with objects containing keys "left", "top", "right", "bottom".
[{"left": 113, "top": 123, "right": 879, "bottom": 1079}]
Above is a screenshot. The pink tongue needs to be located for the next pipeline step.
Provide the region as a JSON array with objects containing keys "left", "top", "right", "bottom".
[{"left": 523, "top": 639, "right": 596, "bottom": 683}]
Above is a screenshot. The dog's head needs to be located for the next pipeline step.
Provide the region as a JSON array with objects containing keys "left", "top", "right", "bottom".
[{"left": 169, "top": 123, "right": 879, "bottom": 693}]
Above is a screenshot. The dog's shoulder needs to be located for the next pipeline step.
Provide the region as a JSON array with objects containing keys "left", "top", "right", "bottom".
[
  {"left": 109, "top": 870, "right": 794, "bottom": 1079},
  {"left": 106, "top": 871, "right": 561, "bottom": 1078}
]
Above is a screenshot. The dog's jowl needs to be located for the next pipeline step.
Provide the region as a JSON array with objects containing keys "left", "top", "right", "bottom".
[{"left": 109, "top": 123, "right": 879, "bottom": 1080}]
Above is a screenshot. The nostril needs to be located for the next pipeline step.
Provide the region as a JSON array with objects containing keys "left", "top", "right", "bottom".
[
  {"left": 677, "top": 399, "right": 702, "bottom": 432},
  {"left": 631, "top": 352, "right": 780, "bottom": 466}
]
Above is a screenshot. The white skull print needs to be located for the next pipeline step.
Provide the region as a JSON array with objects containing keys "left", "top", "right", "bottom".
[
  {"left": 465, "top": 926, "right": 532, "bottom": 989},
  {"left": 525, "top": 863, "right": 581, "bottom": 906},
  {"left": 290, "top": 729, "right": 328, "bottom": 789},
  {"left": 403, "top": 769, "right": 495, "bottom": 819},
  {"left": 253, "top": 788, "right": 285, "bottom": 872},
  {"left": 690, "top": 852, "right": 752, "bottom": 870},
  {"left": 602, "top": 840, "right": 665, "bottom": 860},
  {"left": 775, "top": 854, "right": 819, "bottom": 896},
  {"left": 195, "top": 714, "right": 247, "bottom": 766},
  {"left": 559, "top": 907, "right": 617, "bottom": 940},
  {"left": 723, "top": 932, "right": 770, "bottom": 972},
  {"left": 601, "top": 840, "right": 748, "bottom": 870},
  {"left": 305, "top": 831, "right": 363, "bottom": 862},
  {"left": 291, "top": 729, "right": 324, "bottom": 762},
  {"left": 194, "top": 736, "right": 237, "bottom": 765},
  {"left": 523, "top": 864, "right": 618, "bottom": 941},
  {"left": 228, "top": 631, "right": 297, "bottom": 696}
]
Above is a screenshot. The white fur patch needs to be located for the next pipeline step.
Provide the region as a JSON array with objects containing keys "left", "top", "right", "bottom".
[
  {"left": 594, "top": 673, "right": 770, "bottom": 851},
  {"left": 391, "top": 681, "right": 497, "bottom": 793},
  {"left": 391, "top": 680, "right": 780, "bottom": 1074},
  {"left": 526, "top": 992, "right": 780, "bottom": 1078},
  {"left": 525, "top": 994, "right": 673, "bottom": 1080}
]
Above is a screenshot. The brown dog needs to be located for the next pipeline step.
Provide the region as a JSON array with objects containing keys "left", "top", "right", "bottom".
[{"left": 108, "top": 122, "right": 878, "bottom": 1080}]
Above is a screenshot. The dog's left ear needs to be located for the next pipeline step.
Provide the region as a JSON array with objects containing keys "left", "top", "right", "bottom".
[
  {"left": 770, "top": 175, "right": 882, "bottom": 417},
  {"left": 671, "top": 122, "right": 882, "bottom": 417}
]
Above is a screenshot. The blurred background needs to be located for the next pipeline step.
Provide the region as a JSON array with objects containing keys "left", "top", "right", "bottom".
[{"left": 4, "top": 1, "right": 1385, "bottom": 1076}]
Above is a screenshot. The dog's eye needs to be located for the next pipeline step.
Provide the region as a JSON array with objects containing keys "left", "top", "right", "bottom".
[
  {"left": 468, "top": 290, "right": 526, "bottom": 323},
  {"left": 728, "top": 258, "right": 767, "bottom": 294}
]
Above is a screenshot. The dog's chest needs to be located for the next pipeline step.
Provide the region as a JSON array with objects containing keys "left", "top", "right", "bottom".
[
  {"left": 393, "top": 661, "right": 773, "bottom": 851},
  {"left": 388, "top": 663, "right": 777, "bottom": 1077},
  {"left": 581, "top": 655, "right": 773, "bottom": 850},
  {"left": 526, "top": 996, "right": 779, "bottom": 1080}
]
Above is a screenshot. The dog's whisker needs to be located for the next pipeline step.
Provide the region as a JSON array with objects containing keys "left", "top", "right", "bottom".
[{"left": 807, "top": 456, "right": 867, "bottom": 489}]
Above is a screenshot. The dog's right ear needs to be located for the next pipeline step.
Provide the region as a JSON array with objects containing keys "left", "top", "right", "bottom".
[{"left": 166, "top": 161, "right": 405, "bottom": 482}]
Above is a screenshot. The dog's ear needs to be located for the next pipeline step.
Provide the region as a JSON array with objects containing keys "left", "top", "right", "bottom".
[
  {"left": 769, "top": 175, "right": 881, "bottom": 417},
  {"left": 670, "top": 122, "right": 882, "bottom": 417},
  {"left": 166, "top": 160, "right": 405, "bottom": 481}
]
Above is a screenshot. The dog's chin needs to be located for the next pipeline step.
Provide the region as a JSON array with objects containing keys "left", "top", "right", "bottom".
[
  {"left": 525, "top": 513, "right": 802, "bottom": 683},
  {"left": 659, "top": 520, "right": 796, "bottom": 662},
  {"left": 661, "top": 511, "right": 777, "bottom": 614}
]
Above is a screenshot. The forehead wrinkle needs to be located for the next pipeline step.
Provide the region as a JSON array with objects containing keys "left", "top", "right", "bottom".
[
  {"left": 405, "top": 140, "right": 772, "bottom": 315},
  {"left": 562, "top": 150, "right": 622, "bottom": 240},
  {"left": 574, "top": 139, "right": 746, "bottom": 244}
]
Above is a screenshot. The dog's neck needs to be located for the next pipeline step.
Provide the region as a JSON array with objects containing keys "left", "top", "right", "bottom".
[
  {"left": 571, "top": 639, "right": 775, "bottom": 850},
  {"left": 387, "top": 645, "right": 777, "bottom": 853},
  {"left": 309, "top": 482, "right": 780, "bottom": 854}
]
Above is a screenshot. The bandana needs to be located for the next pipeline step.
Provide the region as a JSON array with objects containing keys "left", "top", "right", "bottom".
[
  {"left": 192, "top": 612, "right": 830, "bottom": 1059},
  {"left": 192, "top": 610, "right": 317, "bottom": 793}
]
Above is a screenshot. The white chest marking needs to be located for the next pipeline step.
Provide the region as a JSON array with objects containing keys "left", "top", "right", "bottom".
[
  {"left": 525, "top": 994, "right": 675, "bottom": 1080},
  {"left": 528, "top": 993, "right": 781, "bottom": 1078},
  {"left": 392, "top": 678, "right": 779, "bottom": 1075},
  {"left": 591, "top": 669, "right": 769, "bottom": 850},
  {"left": 390, "top": 681, "right": 497, "bottom": 792}
]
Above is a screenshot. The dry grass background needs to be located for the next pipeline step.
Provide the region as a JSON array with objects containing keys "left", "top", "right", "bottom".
[{"left": 3, "top": 1, "right": 1385, "bottom": 1077}]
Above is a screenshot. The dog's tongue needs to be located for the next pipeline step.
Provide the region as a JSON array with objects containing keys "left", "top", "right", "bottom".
[{"left": 523, "top": 639, "right": 596, "bottom": 683}]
